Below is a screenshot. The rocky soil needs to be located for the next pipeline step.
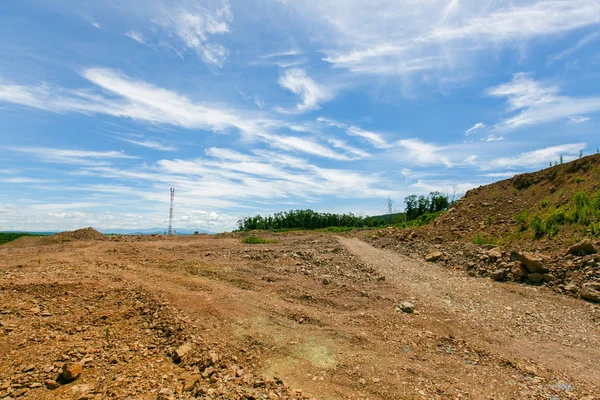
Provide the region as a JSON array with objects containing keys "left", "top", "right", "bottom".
[
  {"left": 367, "top": 154, "right": 600, "bottom": 303},
  {"left": 1, "top": 229, "right": 599, "bottom": 399}
]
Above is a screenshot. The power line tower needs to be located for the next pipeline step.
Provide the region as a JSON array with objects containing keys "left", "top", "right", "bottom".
[{"left": 167, "top": 187, "right": 175, "bottom": 236}]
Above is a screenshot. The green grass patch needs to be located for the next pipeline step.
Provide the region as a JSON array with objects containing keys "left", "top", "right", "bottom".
[
  {"left": 473, "top": 233, "right": 497, "bottom": 245},
  {"left": 517, "top": 190, "right": 600, "bottom": 238},
  {"left": 241, "top": 236, "right": 279, "bottom": 244},
  {"left": 0, "top": 232, "right": 43, "bottom": 245}
]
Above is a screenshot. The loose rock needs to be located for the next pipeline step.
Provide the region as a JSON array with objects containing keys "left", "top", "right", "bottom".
[
  {"left": 512, "top": 252, "right": 548, "bottom": 273},
  {"left": 61, "top": 362, "right": 82, "bottom": 382},
  {"left": 425, "top": 251, "right": 443, "bottom": 262},
  {"left": 396, "top": 301, "right": 415, "bottom": 314},
  {"left": 172, "top": 342, "right": 193, "bottom": 363},
  {"left": 580, "top": 282, "right": 600, "bottom": 303},
  {"left": 567, "top": 239, "right": 597, "bottom": 256}
]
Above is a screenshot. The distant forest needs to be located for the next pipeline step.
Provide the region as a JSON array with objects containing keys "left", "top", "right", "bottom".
[{"left": 237, "top": 192, "right": 451, "bottom": 231}]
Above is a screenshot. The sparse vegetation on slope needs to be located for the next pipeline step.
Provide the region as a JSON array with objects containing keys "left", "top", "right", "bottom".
[
  {"left": 0, "top": 232, "right": 43, "bottom": 245},
  {"left": 368, "top": 153, "right": 600, "bottom": 302}
]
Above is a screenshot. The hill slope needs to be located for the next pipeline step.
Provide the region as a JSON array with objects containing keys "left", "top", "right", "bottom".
[{"left": 370, "top": 153, "right": 600, "bottom": 301}]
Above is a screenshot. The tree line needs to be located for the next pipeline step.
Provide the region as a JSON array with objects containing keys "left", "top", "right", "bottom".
[
  {"left": 237, "top": 209, "right": 386, "bottom": 231},
  {"left": 237, "top": 192, "right": 451, "bottom": 231}
]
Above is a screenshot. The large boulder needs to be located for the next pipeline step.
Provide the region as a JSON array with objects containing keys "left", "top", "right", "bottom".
[
  {"left": 580, "top": 282, "right": 600, "bottom": 303},
  {"left": 510, "top": 251, "right": 548, "bottom": 273},
  {"left": 567, "top": 239, "right": 597, "bottom": 256}
]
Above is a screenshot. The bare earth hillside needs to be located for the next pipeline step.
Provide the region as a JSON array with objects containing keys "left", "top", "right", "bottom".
[
  {"left": 1, "top": 229, "right": 599, "bottom": 399},
  {"left": 370, "top": 154, "right": 600, "bottom": 301}
]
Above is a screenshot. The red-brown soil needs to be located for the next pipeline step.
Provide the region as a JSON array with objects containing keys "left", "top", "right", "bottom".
[
  {"left": 369, "top": 154, "right": 600, "bottom": 299},
  {"left": 1, "top": 231, "right": 599, "bottom": 399}
]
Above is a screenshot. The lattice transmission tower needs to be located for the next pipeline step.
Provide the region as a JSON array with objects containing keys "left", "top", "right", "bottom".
[{"left": 167, "top": 187, "right": 175, "bottom": 236}]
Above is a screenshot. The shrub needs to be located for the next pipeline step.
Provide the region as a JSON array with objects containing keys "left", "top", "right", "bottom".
[
  {"left": 241, "top": 236, "right": 278, "bottom": 244},
  {"left": 530, "top": 215, "right": 544, "bottom": 237},
  {"left": 513, "top": 211, "right": 529, "bottom": 232}
]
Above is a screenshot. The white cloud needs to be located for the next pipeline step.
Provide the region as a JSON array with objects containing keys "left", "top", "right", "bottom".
[
  {"left": 6, "top": 147, "right": 137, "bottom": 165},
  {"left": 154, "top": 0, "right": 233, "bottom": 70},
  {"left": 487, "top": 73, "right": 600, "bottom": 130},
  {"left": 277, "top": 68, "right": 332, "bottom": 112},
  {"left": 485, "top": 135, "right": 504, "bottom": 142},
  {"left": 485, "top": 143, "right": 585, "bottom": 170},
  {"left": 568, "top": 116, "right": 591, "bottom": 124},
  {"left": 116, "top": 137, "right": 176, "bottom": 151},
  {"left": 395, "top": 138, "right": 452, "bottom": 168},
  {"left": 0, "top": 68, "right": 354, "bottom": 161},
  {"left": 464, "top": 155, "right": 477, "bottom": 165},
  {"left": 0, "top": 177, "right": 54, "bottom": 184},
  {"left": 465, "top": 122, "right": 485, "bottom": 135},
  {"left": 260, "top": 50, "right": 302, "bottom": 59},
  {"left": 76, "top": 148, "right": 389, "bottom": 207},
  {"left": 285, "top": 0, "right": 600, "bottom": 81},
  {"left": 125, "top": 31, "right": 146, "bottom": 44},
  {"left": 548, "top": 30, "right": 600, "bottom": 63},
  {"left": 346, "top": 126, "right": 390, "bottom": 149}
]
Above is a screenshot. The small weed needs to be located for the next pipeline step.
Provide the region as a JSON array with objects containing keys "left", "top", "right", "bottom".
[
  {"left": 241, "top": 236, "right": 279, "bottom": 244},
  {"left": 540, "top": 198, "right": 550, "bottom": 208},
  {"left": 486, "top": 215, "right": 492, "bottom": 225},
  {"left": 473, "top": 234, "right": 497, "bottom": 245},
  {"left": 556, "top": 189, "right": 565, "bottom": 198},
  {"left": 573, "top": 176, "right": 585, "bottom": 184}
]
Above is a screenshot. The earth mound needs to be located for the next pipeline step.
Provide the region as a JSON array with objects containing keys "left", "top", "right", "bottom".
[{"left": 52, "top": 227, "right": 104, "bottom": 241}]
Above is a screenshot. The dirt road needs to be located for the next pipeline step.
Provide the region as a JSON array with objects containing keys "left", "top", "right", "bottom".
[{"left": 1, "top": 233, "right": 599, "bottom": 399}]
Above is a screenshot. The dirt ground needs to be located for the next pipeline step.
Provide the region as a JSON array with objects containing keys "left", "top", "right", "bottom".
[{"left": 1, "top": 232, "right": 599, "bottom": 399}]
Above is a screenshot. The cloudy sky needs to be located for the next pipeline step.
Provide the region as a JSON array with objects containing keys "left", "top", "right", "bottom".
[{"left": 1, "top": 0, "right": 599, "bottom": 232}]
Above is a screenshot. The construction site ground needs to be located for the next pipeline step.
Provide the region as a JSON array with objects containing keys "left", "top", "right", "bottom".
[{"left": 1, "top": 231, "right": 599, "bottom": 399}]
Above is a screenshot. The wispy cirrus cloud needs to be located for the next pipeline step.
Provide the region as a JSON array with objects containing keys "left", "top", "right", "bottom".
[
  {"left": 115, "top": 137, "right": 176, "bottom": 151},
  {"left": 568, "top": 116, "right": 591, "bottom": 124},
  {"left": 465, "top": 122, "right": 485, "bottom": 135},
  {"left": 487, "top": 73, "right": 600, "bottom": 130},
  {"left": 156, "top": 1, "right": 233, "bottom": 70},
  {"left": 276, "top": 68, "right": 333, "bottom": 113},
  {"left": 395, "top": 138, "right": 452, "bottom": 168},
  {"left": 285, "top": 0, "right": 600, "bottom": 82},
  {"left": 0, "top": 68, "right": 356, "bottom": 161},
  {"left": 124, "top": 31, "right": 146, "bottom": 44},
  {"left": 75, "top": 147, "right": 389, "bottom": 206},
  {"left": 346, "top": 126, "right": 391, "bottom": 149},
  {"left": 6, "top": 147, "right": 137, "bottom": 165},
  {"left": 548, "top": 30, "right": 600, "bottom": 64}
]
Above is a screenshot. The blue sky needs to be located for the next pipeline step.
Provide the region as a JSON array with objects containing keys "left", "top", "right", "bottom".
[{"left": 1, "top": 0, "right": 600, "bottom": 232}]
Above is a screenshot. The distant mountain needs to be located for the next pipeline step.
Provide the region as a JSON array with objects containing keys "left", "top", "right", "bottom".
[{"left": 100, "top": 227, "right": 215, "bottom": 235}]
